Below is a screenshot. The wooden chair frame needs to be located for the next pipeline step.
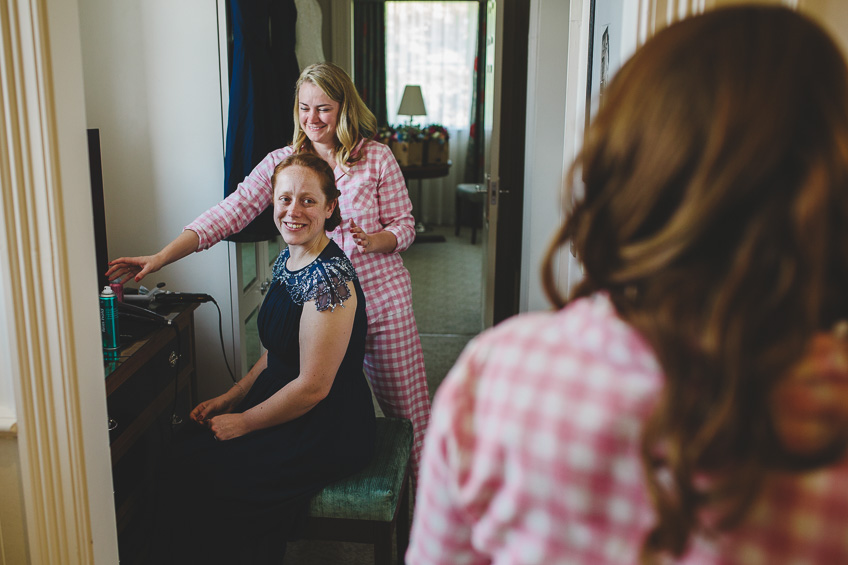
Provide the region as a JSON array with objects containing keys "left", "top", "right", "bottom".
[{"left": 301, "top": 464, "right": 411, "bottom": 565}]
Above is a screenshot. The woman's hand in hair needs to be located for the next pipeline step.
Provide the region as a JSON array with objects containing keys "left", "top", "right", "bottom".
[
  {"left": 771, "top": 329, "right": 848, "bottom": 459},
  {"left": 349, "top": 218, "right": 398, "bottom": 254},
  {"left": 349, "top": 218, "right": 373, "bottom": 253}
]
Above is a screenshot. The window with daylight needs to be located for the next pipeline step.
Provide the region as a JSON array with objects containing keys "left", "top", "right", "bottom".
[
  {"left": 385, "top": 2, "right": 479, "bottom": 129},
  {"left": 384, "top": 1, "right": 480, "bottom": 226}
]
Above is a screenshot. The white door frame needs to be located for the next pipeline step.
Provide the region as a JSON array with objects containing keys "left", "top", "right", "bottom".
[
  {"left": 482, "top": 0, "right": 503, "bottom": 328},
  {"left": 230, "top": 239, "right": 281, "bottom": 377},
  {"left": 521, "top": 0, "right": 716, "bottom": 312},
  {"left": 215, "top": 0, "right": 279, "bottom": 378},
  {"left": 0, "top": 0, "right": 119, "bottom": 561}
]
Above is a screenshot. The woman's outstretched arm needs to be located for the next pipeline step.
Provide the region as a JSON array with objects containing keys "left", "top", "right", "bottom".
[
  {"left": 106, "top": 229, "right": 200, "bottom": 284},
  {"left": 106, "top": 149, "right": 287, "bottom": 284}
]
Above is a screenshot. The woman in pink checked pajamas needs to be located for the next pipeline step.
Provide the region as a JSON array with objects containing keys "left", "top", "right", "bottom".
[
  {"left": 108, "top": 62, "right": 430, "bottom": 476},
  {"left": 409, "top": 6, "right": 848, "bottom": 564}
]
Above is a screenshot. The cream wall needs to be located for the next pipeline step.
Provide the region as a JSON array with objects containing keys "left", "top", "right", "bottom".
[
  {"left": 520, "top": 0, "right": 573, "bottom": 313},
  {"left": 0, "top": 271, "right": 25, "bottom": 565},
  {"left": 78, "top": 0, "right": 237, "bottom": 401},
  {"left": 520, "top": 0, "right": 842, "bottom": 312},
  {"left": 0, "top": 273, "right": 26, "bottom": 563}
]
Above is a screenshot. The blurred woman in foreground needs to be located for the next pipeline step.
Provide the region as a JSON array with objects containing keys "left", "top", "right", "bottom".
[{"left": 408, "top": 6, "right": 848, "bottom": 564}]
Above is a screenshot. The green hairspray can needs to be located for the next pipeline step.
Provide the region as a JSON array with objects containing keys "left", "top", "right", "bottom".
[{"left": 100, "top": 285, "right": 120, "bottom": 355}]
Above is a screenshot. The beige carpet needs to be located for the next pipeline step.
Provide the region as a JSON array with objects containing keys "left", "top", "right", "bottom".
[{"left": 404, "top": 225, "right": 484, "bottom": 398}]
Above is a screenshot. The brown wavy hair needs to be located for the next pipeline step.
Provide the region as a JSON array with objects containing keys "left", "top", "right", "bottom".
[
  {"left": 272, "top": 152, "right": 343, "bottom": 231},
  {"left": 541, "top": 6, "right": 848, "bottom": 562},
  {"left": 291, "top": 62, "right": 377, "bottom": 170}
]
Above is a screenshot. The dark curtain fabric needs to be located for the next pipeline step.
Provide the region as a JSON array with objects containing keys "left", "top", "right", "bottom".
[
  {"left": 353, "top": 1, "right": 388, "bottom": 127},
  {"left": 224, "top": 0, "right": 301, "bottom": 243},
  {"left": 464, "top": 2, "right": 486, "bottom": 184}
]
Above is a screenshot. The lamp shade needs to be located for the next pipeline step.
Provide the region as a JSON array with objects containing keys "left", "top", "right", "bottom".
[{"left": 397, "top": 85, "right": 427, "bottom": 117}]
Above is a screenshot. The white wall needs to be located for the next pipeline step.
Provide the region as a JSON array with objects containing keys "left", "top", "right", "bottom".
[
  {"left": 1, "top": 0, "right": 121, "bottom": 559},
  {"left": 0, "top": 257, "right": 27, "bottom": 565},
  {"left": 521, "top": 0, "right": 816, "bottom": 312},
  {"left": 78, "top": 0, "right": 236, "bottom": 398},
  {"left": 0, "top": 272, "right": 14, "bottom": 430},
  {"left": 520, "top": 0, "right": 572, "bottom": 313}
]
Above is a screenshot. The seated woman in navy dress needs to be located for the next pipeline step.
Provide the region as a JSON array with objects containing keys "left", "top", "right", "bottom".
[{"left": 163, "top": 152, "right": 375, "bottom": 564}]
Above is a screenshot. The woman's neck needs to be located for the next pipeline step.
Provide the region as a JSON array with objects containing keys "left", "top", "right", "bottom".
[
  {"left": 311, "top": 141, "right": 338, "bottom": 169},
  {"left": 287, "top": 234, "right": 330, "bottom": 271}
]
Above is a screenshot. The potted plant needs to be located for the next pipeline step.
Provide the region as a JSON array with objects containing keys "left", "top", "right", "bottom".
[
  {"left": 423, "top": 124, "right": 450, "bottom": 165},
  {"left": 389, "top": 124, "right": 425, "bottom": 167}
]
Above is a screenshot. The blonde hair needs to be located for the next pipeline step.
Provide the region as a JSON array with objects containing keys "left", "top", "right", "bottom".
[
  {"left": 542, "top": 6, "right": 848, "bottom": 561},
  {"left": 291, "top": 62, "right": 377, "bottom": 169}
]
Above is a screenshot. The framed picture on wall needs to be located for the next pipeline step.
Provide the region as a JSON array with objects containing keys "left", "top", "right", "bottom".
[{"left": 584, "top": 0, "right": 639, "bottom": 134}]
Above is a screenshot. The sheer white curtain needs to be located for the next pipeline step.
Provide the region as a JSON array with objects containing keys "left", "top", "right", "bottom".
[{"left": 385, "top": 1, "right": 479, "bottom": 226}]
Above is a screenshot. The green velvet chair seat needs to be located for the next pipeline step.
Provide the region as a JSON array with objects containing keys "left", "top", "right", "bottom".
[
  {"left": 303, "top": 417, "right": 414, "bottom": 565},
  {"left": 307, "top": 417, "right": 412, "bottom": 521}
]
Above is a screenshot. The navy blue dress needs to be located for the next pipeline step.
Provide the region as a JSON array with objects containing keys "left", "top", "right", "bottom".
[{"left": 163, "top": 240, "right": 375, "bottom": 564}]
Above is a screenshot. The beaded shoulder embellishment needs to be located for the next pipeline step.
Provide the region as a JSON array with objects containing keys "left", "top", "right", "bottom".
[{"left": 272, "top": 248, "right": 355, "bottom": 312}]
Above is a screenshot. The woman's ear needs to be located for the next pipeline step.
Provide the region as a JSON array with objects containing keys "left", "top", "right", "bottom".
[
  {"left": 771, "top": 331, "right": 848, "bottom": 459},
  {"left": 326, "top": 199, "right": 337, "bottom": 219}
]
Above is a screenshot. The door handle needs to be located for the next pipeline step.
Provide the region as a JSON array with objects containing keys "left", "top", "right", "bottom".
[
  {"left": 260, "top": 279, "right": 271, "bottom": 295},
  {"left": 487, "top": 175, "right": 501, "bottom": 205}
]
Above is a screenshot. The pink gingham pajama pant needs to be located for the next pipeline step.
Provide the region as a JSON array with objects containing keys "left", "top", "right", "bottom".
[{"left": 187, "top": 140, "right": 430, "bottom": 476}]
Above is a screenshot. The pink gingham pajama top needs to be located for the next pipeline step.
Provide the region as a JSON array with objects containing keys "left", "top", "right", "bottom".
[
  {"left": 407, "top": 293, "right": 848, "bottom": 564},
  {"left": 186, "top": 140, "right": 430, "bottom": 474}
]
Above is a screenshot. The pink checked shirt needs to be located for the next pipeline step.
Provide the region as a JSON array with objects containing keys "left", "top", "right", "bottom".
[
  {"left": 407, "top": 294, "right": 848, "bottom": 564},
  {"left": 186, "top": 140, "right": 416, "bottom": 323}
]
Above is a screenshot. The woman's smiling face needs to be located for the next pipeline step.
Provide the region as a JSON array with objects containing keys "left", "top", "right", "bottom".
[
  {"left": 273, "top": 165, "right": 335, "bottom": 249},
  {"left": 298, "top": 82, "right": 340, "bottom": 148}
]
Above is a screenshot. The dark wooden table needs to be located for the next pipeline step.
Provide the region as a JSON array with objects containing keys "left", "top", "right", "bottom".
[
  {"left": 401, "top": 161, "right": 452, "bottom": 242},
  {"left": 400, "top": 162, "right": 451, "bottom": 180},
  {"left": 105, "top": 303, "right": 199, "bottom": 564}
]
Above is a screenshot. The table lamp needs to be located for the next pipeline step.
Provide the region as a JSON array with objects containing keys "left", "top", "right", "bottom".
[{"left": 397, "top": 85, "right": 427, "bottom": 126}]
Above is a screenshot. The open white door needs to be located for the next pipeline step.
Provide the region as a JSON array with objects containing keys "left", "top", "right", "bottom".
[
  {"left": 482, "top": 0, "right": 502, "bottom": 328},
  {"left": 481, "top": 0, "right": 532, "bottom": 327},
  {"left": 230, "top": 238, "right": 283, "bottom": 377}
]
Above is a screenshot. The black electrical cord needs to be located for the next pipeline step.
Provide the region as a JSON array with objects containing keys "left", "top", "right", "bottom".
[
  {"left": 210, "top": 297, "right": 237, "bottom": 383},
  {"left": 165, "top": 296, "right": 236, "bottom": 432},
  {"left": 170, "top": 324, "right": 183, "bottom": 428}
]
